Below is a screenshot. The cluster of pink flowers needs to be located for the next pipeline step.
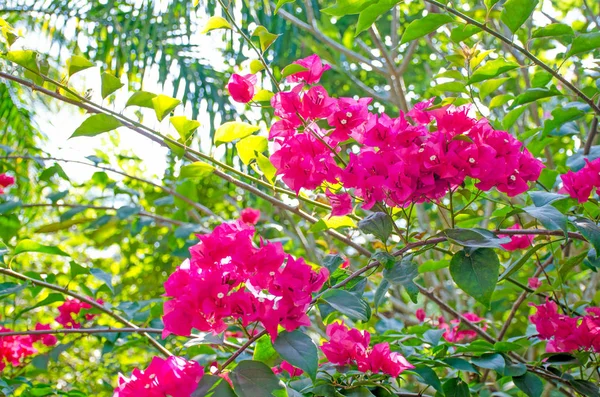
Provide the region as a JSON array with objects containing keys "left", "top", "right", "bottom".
[
  {"left": 499, "top": 224, "right": 534, "bottom": 251},
  {"left": 0, "top": 323, "right": 56, "bottom": 371},
  {"left": 56, "top": 298, "right": 101, "bottom": 328},
  {"left": 114, "top": 356, "right": 203, "bottom": 397},
  {"left": 560, "top": 158, "right": 600, "bottom": 203},
  {"left": 261, "top": 55, "right": 543, "bottom": 211},
  {"left": 272, "top": 360, "right": 304, "bottom": 377},
  {"left": 416, "top": 310, "right": 486, "bottom": 343},
  {"left": 162, "top": 219, "right": 328, "bottom": 339},
  {"left": 530, "top": 301, "right": 600, "bottom": 353},
  {"left": 320, "top": 322, "right": 413, "bottom": 377},
  {"left": 240, "top": 207, "right": 261, "bottom": 225},
  {"left": 0, "top": 173, "right": 14, "bottom": 194}
]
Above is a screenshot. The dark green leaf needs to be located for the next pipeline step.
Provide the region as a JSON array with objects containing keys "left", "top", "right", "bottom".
[
  {"left": 572, "top": 218, "right": 600, "bottom": 254},
  {"left": 471, "top": 353, "right": 506, "bottom": 373},
  {"left": 449, "top": 248, "right": 500, "bottom": 307},
  {"left": 401, "top": 14, "right": 454, "bottom": 44},
  {"left": 442, "top": 357, "right": 479, "bottom": 373},
  {"left": 529, "top": 191, "right": 569, "bottom": 207},
  {"left": 358, "top": 212, "right": 393, "bottom": 242},
  {"left": 322, "top": 289, "right": 370, "bottom": 321},
  {"left": 274, "top": 330, "right": 318, "bottom": 380},
  {"left": 522, "top": 205, "right": 567, "bottom": 231},
  {"left": 499, "top": 241, "right": 554, "bottom": 280},
  {"left": 443, "top": 378, "right": 470, "bottom": 397},
  {"left": 510, "top": 86, "right": 562, "bottom": 107},
  {"left": 444, "top": 228, "right": 510, "bottom": 248},
  {"left": 343, "top": 387, "right": 376, "bottom": 397},
  {"left": 193, "top": 375, "right": 237, "bottom": 397},
  {"left": 71, "top": 114, "right": 122, "bottom": 138},
  {"left": 513, "top": 373, "right": 543, "bottom": 397},
  {"left": 382, "top": 256, "right": 419, "bottom": 303},
  {"left": 90, "top": 268, "right": 114, "bottom": 293},
  {"left": 323, "top": 254, "right": 345, "bottom": 273},
  {"left": 412, "top": 366, "right": 443, "bottom": 393},
  {"left": 373, "top": 279, "right": 389, "bottom": 312},
  {"left": 569, "top": 380, "right": 599, "bottom": 397},
  {"left": 0, "top": 282, "right": 26, "bottom": 299},
  {"left": 229, "top": 360, "right": 284, "bottom": 397},
  {"left": 500, "top": 0, "right": 539, "bottom": 33}
]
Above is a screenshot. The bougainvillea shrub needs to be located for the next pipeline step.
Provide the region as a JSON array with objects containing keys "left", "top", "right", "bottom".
[{"left": 0, "top": 0, "right": 600, "bottom": 396}]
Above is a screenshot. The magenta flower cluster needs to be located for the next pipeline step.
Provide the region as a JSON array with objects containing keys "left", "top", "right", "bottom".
[
  {"left": 530, "top": 301, "right": 600, "bottom": 353},
  {"left": 560, "top": 157, "right": 600, "bottom": 203},
  {"left": 320, "top": 322, "right": 414, "bottom": 377},
  {"left": 162, "top": 219, "right": 328, "bottom": 340},
  {"left": 264, "top": 55, "right": 543, "bottom": 211}
]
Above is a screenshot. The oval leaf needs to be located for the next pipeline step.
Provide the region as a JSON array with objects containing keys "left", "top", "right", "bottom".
[
  {"left": 70, "top": 114, "right": 122, "bottom": 138},
  {"left": 214, "top": 121, "right": 259, "bottom": 144},
  {"left": 400, "top": 14, "right": 454, "bottom": 44},
  {"left": 273, "top": 330, "right": 318, "bottom": 380},
  {"left": 449, "top": 248, "right": 500, "bottom": 307}
]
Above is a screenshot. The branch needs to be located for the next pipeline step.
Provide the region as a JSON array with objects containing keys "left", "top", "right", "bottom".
[
  {"left": 584, "top": 99, "right": 600, "bottom": 155},
  {"left": 423, "top": 0, "right": 600, "bottom": 115},
  {"left": 0, "top": 267, "right": 173, "bottom": 357}
]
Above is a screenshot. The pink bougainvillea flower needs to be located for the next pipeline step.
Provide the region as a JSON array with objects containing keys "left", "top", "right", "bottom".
[
  {"left": 415, "top": 308, "right": 426, "bottom": 322},
  {"left": 0, "top": 326, "right": 37, "bottom": 371},
  {"left": 114, "top": 356, "right": 203, "bottom": 397},
  {"left": 438, "top": 313, "right": 486, "bottom": 343},
  {"left": 31, "top": 323, "right": 58, "bottom": 346},
  {"left": 0, "top": 173, "right": 15, "bottom": 194},
  {"left": 272, "top": 360, "right": 304, "bottom": 377},
  {"left": 240, "top": 208, "right": 261, "bottom": 225},
  {"left": 499, "top": 224, "right": 534, "bottom": 251},
  {"left": 359, "top": 342, "right": 414, "bottom": 377},
  {"left": 560, "top": 158, "right": 600, "bottom": 203},
  {"left": 528, "top": 277, "right": 542, "bottom": 290},
  {"left": 55, "top": 298, "right": 99, "bottom": 328},
  {"left": 227, "top": 73, "right": 257, "bottom": 103},
  {"left": 286, "top": 54, "right": 330, "bottom": 84},
  {"left": 325, "top": 189, "right": 352, "bottom": 216}
]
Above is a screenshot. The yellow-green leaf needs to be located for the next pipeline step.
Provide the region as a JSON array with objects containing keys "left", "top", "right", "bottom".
[
  {"left": 275, "top": 0, "right": 296, "bottom": 13},
  {"left": 101, "top": 72, "right": 123, "bottom": 99},
  {"left": 253, "top": 89, "right": 274, "bottom": 102},
  {"left": 67, "top": 55, "right": 94, "bottom": 77},
  {"left": 355, "top": 0, "right": 400, "bottom": 36},
  {"left": 6, "top": 50, "right": 40, "bottom": 73},
  {"left": 201, "top": 16, "right": 231, "bottom": 34},
  {"left": 14, "top": 239, "right": 69, "bottom": 257},
  {"left": 479, "top": 77, "right": 510, "bottom": 99},
  {"left": 400, "top": 14, "right": 454, "bottom": 44},
  {"left": 281, "top": 64, "right": 309, "bottom": 79},
  {"left": 255, "top": 152, "right": 276, "bottom": 184},
  {"left": 500, "top": 0, "right": 539, "bottom": 33},
  {"left": 125, "top": 91, "right": 157, "bottom": 108},
  {"left": 566, "top": 32, "right": 600, "bottom": 58},
  {"left": 71, "top": 114, "right": 122, "bottom": 138},
  {"left": 250, "top": 60, "right": 265, "bottom": 74},
  {"left": 170, "top": 116, "right": 200, "bottom": 142},
  {"left": 179, "top": 161, "right": 214, "bottom": 179},
  {"left": 152, "top": 95, "right": 181, "bottom": 121},
  {"left": 253, "top": 26, "right": 279, "bottom": 52},
  {"left": 236, "top": 135, "right": 267, "bottom": 164},
  {"left": 467, "top": 58, "right": 519, "bottom": 84},
  {"left": 214, "top": 121, "right": 259, "bottom": 144}
]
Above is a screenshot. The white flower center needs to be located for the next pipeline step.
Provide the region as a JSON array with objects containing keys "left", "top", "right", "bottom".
[
  {"left": 217, "top": 292, "right": 224, "bottom": 299},
  {"left": 346, "top": 112, "right": 352, "bottom": 117},
  {"left": 510, "top": 175, "right": 517, "bottom": 181},
  {"left": 269, "top": 271, "right": 275, "bottom": 276},
  {"left": 418, "top": 148, "right": 425, "bottom": 153},
  {"left": 340, "top": 119, "right": 347, "bottom": 125},
  {"left": 317, "top": 94, "right": 324, "bottom": 99},
  {"left": 469, "top": 158, "right": 475, "bottom": 164},
  {"left": 504, "top": 139, "right": 509, "bottom": 143},
  {"left": 429, "top": 155, "right": 437, "bottom": 161}
]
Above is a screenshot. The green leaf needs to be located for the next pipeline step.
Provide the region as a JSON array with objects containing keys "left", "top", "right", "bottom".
[
  {"left": 323, "top": 254, "right": 345, "bottom": 273},
  {"left": 152, "top": 95, "right": 181, "bottom": 121},
  {"left": 90, "top": 268, "right": 113, "bottom": 293},
  {"left": 6, "top": 50, "right": 40, "bottom": 73},
  {"left": 522, "top": 205, "right": 567, "bottom": 231},
  {"left": 442, "top": 357, "right": 479, "bottom": 373},
  {"left": 67, "top": 55, "right": 94, "bottom": 77},
  {"left": 503, "top": 106, "right": 527, "bottom": 129},
  {"left": 572, "top": 218, "right": 600, "bottom": 254},
  {"left": 71, "top": 114, "right": 122, "bottom": 138},
  {"left": 484, "top": 0, "right": 501, "bottom": 9},
  {"left": 511, "top": 86, "right": 562, "bottom": 107},
  {"left": 214, "top": 121, "right": 259, "bottom": 144},
  {"left": 274, "top": 0, "right": 296, "bottom": 14},
  {"left": 513, "top": 373, "right": 543, "bottom": 397},
  {"left": 490, "top": 94, "right": 514, "bottom": 109},
  {"left": 193, "top": 375, "right": 237, "bottom": 397},
  {"left": 100, "top": 72, "right": 123, "bottom": 99},
  {"left": 255, "top": 152, "right": 277, "bottom": 184},
  {"left": 373, "top": 279, "right": 389, "bottom": 312},
  {"left": 170, "top": 116, "right": 200, "bottom": 142},
  {"left": 401, "top": 14, "right": 454, "bottom": 44},
  {"left": 479, "top": 77, "right": 510, "bottom": 99},
  {"left": 250, "top": 60, "right": 265, "bottom": 74},
  {"left": 471, "top": 353, "right": 506, "bottom": 373},
  {"left": 567, "top": 32, "right": 600, "bottom": 58},
  {"left": 569, "top": 379, "right": 600, "bottom": 397},
  {"left": 179, "top": 161, "right": 215, "bottom": 179},
  {"left": 433, "top": 82, "right": 467, "bottom": 94},
  {"left": 322, "top": 289, "right": 370, "bottom": 321},
  {"left": 253, "top": 335, "right": 279, "bottom": 367},
  {"left": 412, "top": 366, "right": 443, "bottom": 393},
  {"left": 449, "top": 248, "right": 500, "bottom": 307},
  {"left": 14, "top": 240, "right": 69, "bottom": 257},
  {"left": 229, "top": 360, "right": 284, "bottom": 397},
  {"left": 274, "top": 330, "right": 318, "bottom": 380},
  {"left": 499, "top": 241, "right": 554, "bottom": 281},
  {"left": 321, "top": 0, "right": 375, "bottom": 16},
  {"left": 468, "top": 58, "right": 519, "bottom": 84},
  {"left": 532, "top": 23, "right": 574, "bottom": 39},
  {"left": 125, "top": 91, "right": 157, "bottom": 109},
  {"left": 236, "top": 135, "right": 267, "bottom": 164},
  {"left": 444, "top": 228, "right": 510, "bottom": 248},
  {"left": 0, "top": 282, "right": 26, "bottom": 299},
  {"left": 355, "top": 0, "right": 400, "bottom": 36},
  {"left": 382, "top": 256, "right": 419, "bottom": 303},
  {"left": 252, "top": 26, "right": 279, "bottom": 52},
  {"left": 281, "top": 64, "right": 309, "bottom": 79},
  {"left": 358, "top": 212, "right": 393, "bottom": 242},
  {"left": 450, "top": 24, "right": 481, "bottom": 42},
  {"left": 531, "top": 71, "right": 553, "bottom": 88},
  {"left": 70, "top": 262, "right": 89, "bottom": 278},
  {"left": 343, "top": 387, "right": 376, "bottom": 397},
  {"left": 500, "top": 0, "right": 538, "bottom": 33},
  {"left": 201, "top": 16, "right": 231, "bottom": 34},
  {"left": 253, "top": 89, "right": 274, "bottom": 102},
  {"left": 443, "top": 378, "right": 470, "bottom": 397}
]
